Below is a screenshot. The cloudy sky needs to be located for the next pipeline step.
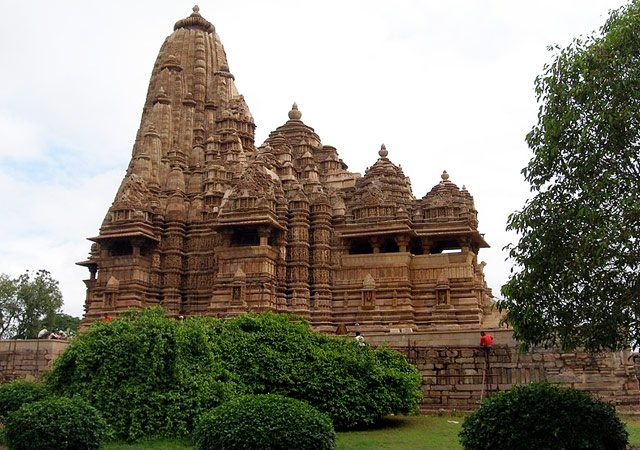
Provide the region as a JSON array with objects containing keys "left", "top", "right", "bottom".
[{"left": 0, "top": 0, "right": 628, "bottom": 318}]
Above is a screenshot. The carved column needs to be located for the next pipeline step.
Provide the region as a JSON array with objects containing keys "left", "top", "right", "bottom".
[
  {"left": 161, "top": 220, "right": 185, "bottom": 317},
  {"left": 395, "top": 235, "right": 410, "bottom": 253},
  {"left": 287, "top": 197, "right": 310, "bottom": 315},
  {"left": 310, "top": 200, "right": 332, "bottom": 320}
]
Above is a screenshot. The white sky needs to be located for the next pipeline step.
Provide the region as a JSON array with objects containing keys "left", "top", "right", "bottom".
[{"left": 0, "top": 0, "right": 628, "bottom": 318}]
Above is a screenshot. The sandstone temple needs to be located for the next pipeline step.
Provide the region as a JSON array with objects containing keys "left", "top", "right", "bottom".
[
  {"left": 78, "top": 6, "right": 499, "bottom": 333},
  {"left": 56, "top": 6, "right": 640, "bottom": 411}
]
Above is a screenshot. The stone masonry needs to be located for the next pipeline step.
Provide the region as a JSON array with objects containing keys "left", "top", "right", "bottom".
[
  {"left": 78, "top": 6, "right": 498, "bottom": 334},
  {"left": 0, "top": 340, "right": 69, "bottom": 382},
  {"left": 367, "top": 330, "right": 640, "bottom": 411}
]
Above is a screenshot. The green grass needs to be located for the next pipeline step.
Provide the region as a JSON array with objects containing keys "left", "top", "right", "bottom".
[
  {"left": 104, "top": 440, "right": 192, "bottom": 450},
  {"left": 336, "top": 415, "right": 463, "bottom": 450},
  {"left": 104, "top": 415, "right": 464, "bottom": 450},
  {"left": 2, "top": 414, "right": 639, "bottom": 449},
  {"left": 621, "top": 415, "right": 640, "bottom": 448}
]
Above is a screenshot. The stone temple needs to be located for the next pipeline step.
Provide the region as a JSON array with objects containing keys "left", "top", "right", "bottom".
[
  {"left": 79, "top": 6, "right": 498, "bottom": 333},
  {"left": 68, "top": 6, "right": 640, "bottom": 411}
]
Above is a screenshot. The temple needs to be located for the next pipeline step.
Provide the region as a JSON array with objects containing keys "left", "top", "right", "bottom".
[{"left": 78, "top": 6, "right": 499, "bottom": 333}]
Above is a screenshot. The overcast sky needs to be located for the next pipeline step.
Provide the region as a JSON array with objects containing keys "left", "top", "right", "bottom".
[{"left": 0, "top": 0, "right": 629, "bottom": 318}]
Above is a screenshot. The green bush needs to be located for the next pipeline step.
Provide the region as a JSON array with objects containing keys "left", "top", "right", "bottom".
[
  {"left": 208, "top": 311, "right": 422, "bottom": 429},
  {"left": 46, "top": 308, "right": 421, "bottom": 439},
  {"left": 45, "top": 308, "right": 237, "bottom": 440},
  {"left": 0, "top": 380, "right": 49, "bottom": 422},
  {"left": 4, "top": 396, "right": 108, "bottom": 450},
  {"left": 459, "top": 382, "right": 628, "bottom": 450},
  {"left": 194, "top": 394, "right": 336, "bottom": 450}
]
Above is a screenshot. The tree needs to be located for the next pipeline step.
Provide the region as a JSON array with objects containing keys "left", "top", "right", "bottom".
[
  {"left": 46, "top": 313, "right": 81, "bottom": 336},
  {"left": 0, "top": 270, "right": 63, "bottom": 339},
  {"left": 499, "top": 0, "right": 640, "bottom": 352}
]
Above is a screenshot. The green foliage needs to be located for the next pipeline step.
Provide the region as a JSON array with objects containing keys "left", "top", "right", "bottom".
[
  {"left": 47, "top": 309, "right": 421, "bottom": 439},
  {"left": 0, "top": 270, "right": 63, "bottom": 339},
  {"left": 46, "top": 313, "right": 81, "bottom": 336},
  {"left": 45, "top": 308, "right": 237, "bottom": 441},
  {"left": 4, "top": 396, "right": 108, "bottom": 450},
  {"left": 194, "top": 394, "right": 336, "bottom": 450},
  {"left": 0, "top": 380, "right": 49, "bottom": 422},
  {"left": 459, "top": 383, "right": 628, "bottom": 450},
  {"left": 500, "top": 0, "right": 640, "bottom": 351},
  {"left": 208, "top": 311, "right": 422, "bottom": 429}
]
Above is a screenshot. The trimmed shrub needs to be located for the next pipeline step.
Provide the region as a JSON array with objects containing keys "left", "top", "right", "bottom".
[
  {"left": 194, "top": 394, "right": 336, "bottom": 450},
  {"left": 45, "top": 308, "right": 237, "bottom": 440},
  {"left": 459, "top": 382, "right": 628, "bottom": 450},
  {"left": 208, "top": 311, "right": 422, "bottom": 429},
  {"left": 0, "top": 380, "right": 49, "bottom": 422},
  {"left": 46, "top": 308, "right": 422, "bottom": 439},
  {"left": 4, "top": 396, "right": 108, "bottom": 450}
]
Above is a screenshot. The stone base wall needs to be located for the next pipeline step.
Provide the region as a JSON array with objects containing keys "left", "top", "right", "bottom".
[
  {"left": 366, "top": 330, "right": 640, "bottom": 412},
  {"left": 0, "top": 332, "right": 638, "bottom": 414},
  {"left": 0, "top": 340, "right": 69, "bottom": 381}
]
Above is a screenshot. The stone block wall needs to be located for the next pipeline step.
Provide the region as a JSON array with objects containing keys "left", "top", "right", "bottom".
[
  {"left": 366, "top": 330, "right": 640, "bottom": 412},
  {"left": 0, "top": 340, "right": 69, "bottom": 381}
]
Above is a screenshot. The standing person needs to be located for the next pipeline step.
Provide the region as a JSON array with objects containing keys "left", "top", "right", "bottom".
[
  {"left": 355, "top": 331, "right": 366, "bottom": 347},
  {"left": 480, "top": 331, "right": 493, "bottom": 355}
]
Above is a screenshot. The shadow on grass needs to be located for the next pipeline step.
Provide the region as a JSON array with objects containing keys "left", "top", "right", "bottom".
[{"left": 346, "top": 413, "right": 437, "bottom": 432}]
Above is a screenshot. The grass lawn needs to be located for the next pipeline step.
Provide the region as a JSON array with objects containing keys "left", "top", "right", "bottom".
[
  {"left": 337, "top": 415, "right": 463, "bottom": 450},
  {"left": 99, "top": 415, "right": 463, "bottom": 450},
  {"left": 2, "top": 414, "right": 639, "bottom": 449}
]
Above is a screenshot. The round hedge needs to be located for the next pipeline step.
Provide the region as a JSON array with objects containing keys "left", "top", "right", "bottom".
[
  {"left": 208, "top": 311, "right": 422, "bottom": 429},
  {"left": 459, "top": 382, "right": 628, "bottom": 450},
  {"left": 4, "top": 396, "right": 108, "bottom": 450},
  {"left": 45, "top": 308, "right": 237, "bottom": 440},
  {"left": 194, "top": 394, "right": 336, "bottom": 450},
  {"left": 0, "top": 380, "right": 49, "bottom": 422}
]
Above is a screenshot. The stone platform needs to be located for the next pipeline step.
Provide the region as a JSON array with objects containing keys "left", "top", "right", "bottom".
[{"left": 366, "top": 329, "right": 640, "bottom": 412}]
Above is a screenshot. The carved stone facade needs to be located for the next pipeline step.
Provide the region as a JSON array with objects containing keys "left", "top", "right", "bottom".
[{"left": 79, "top": 7, "right": 498, "bottom": 333}]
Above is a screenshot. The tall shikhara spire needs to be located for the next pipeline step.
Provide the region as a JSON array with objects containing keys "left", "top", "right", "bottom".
[{"left": 79, "top": 8, "right": 497, "bottom": 333}]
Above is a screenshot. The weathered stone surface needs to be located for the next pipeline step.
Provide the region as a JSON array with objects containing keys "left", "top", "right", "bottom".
[
  {"left": 78, "top": 7, "right": 498, "bottom": 334},
  {"left": 0, "top": 340, "right": 69, "bottom": 381}
]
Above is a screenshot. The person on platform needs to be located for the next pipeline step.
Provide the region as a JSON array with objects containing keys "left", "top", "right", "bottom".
[
  {"left": 355, "top": 331, "right": 366, "bottom": 347},
  {"left": 480, "top": 331, "right": 493, "bottom": 355}
]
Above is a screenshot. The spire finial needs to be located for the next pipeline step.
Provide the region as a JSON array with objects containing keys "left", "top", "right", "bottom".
[
  {"left": 441, "top": 170, "right": 450, "bottom": 181},
  {"left": 174, "top": 5, "right": 214, "bottom": 33},
  {"left": 288, "top": 102, "right": 302, "bottom": 120},
  {"left": 378, "top": 143, "right": 388, "bottom": 158}
]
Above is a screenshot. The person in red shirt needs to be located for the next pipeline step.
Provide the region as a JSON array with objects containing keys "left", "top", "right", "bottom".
[{"left": 480, "top": 331, "right": 493, "bottom": 355}]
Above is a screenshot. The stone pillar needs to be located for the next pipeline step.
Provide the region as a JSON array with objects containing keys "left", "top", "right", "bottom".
[
  {"left": 310, "top": 199, "right": 333, "bottom": 328},
  {"left": 161, "top": 220, "right": 185, "bottom": 317},
  {"left": 395, "top": 235, "right": 410, "bottom": 253},
  {"left": 371, "top": 237, "right": 382, "bottom": 254},
  {"left": 288, "top": 196, "right": 310, "bottom": 316}
]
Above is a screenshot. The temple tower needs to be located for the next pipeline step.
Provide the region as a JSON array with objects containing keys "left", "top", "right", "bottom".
[{"left": 79, "top": 7, "right": 498, "bottom": 334}]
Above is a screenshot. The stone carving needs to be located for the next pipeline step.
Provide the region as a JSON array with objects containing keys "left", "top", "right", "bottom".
[{"left": 79, "top": 6, "right": 497, "bottom": 335}]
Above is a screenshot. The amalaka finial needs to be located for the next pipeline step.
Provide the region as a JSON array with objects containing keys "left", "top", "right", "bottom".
[
  {"left": 288, "top": 102, "right": 302, "bottom": 120},
  {"left": 441, "top": 170, "right": 450, "bottom": 181},
  {"left": 378, "top": 143, "right": 388, "bottom": 158},
  {"left": 174, "top": 5, "right": 214, "bottom": 33}
]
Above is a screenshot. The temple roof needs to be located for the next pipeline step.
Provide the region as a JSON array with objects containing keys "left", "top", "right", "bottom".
[{"left": 174, "top": 5, "right": 215, "bottom": 33}]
